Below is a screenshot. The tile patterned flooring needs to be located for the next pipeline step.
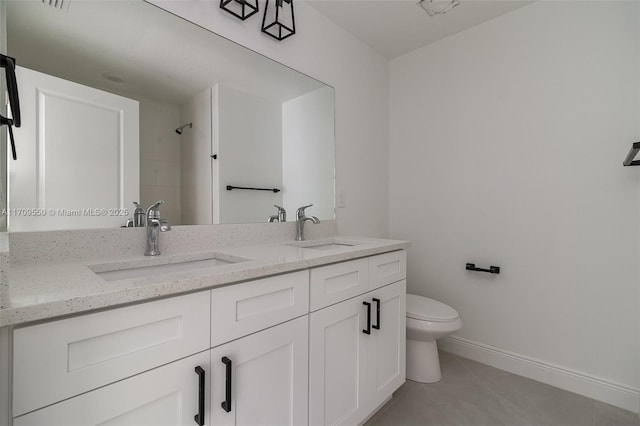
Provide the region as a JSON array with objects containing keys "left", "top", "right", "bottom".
[{"left": 365, "top": 351, "right": 640, "bottom": 426}]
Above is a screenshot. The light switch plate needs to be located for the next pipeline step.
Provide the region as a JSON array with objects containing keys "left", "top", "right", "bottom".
[{"left": 337, "top": 191, "right": 346, "bottom": 208}]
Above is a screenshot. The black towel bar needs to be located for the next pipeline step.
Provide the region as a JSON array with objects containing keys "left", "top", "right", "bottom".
[
  {"left": 623, "top": 142, "right": 640, "bottom": 166},
  {"left": 226, "top": 185, "right": 280, "bottom": 193},
  {"left": 466, "top": 263, "right": 500, "bottom": 274}
]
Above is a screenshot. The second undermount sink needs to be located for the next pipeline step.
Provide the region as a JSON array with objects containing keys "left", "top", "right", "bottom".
[
  {"left": 288, "top": 239, "right": 364, "bottom": 251},
  {"left": 304, "top": 243, "right": 356, "bottom": 250},
  {"left": 92, "top": 255, "right": 248, "bottom": 282}
]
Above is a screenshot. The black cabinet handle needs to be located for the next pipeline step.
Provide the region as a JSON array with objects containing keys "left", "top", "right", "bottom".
[
  {"left": 363, "top": 301, "right": 371, "bottom": 335},
  {"left": 0, "top": 54, "right": 20, "bottom": 127},
  {"left": 372, "top": 298, "right": 381, "bottom": 330},
  {"left": 194, "top": 366, "right": 205, "bottom": 426},
  {"left": 221, "top": 356, "right": 232, "bottom": 413},
  {"left": 0, "top": 54, "right": 20, "bottom": 160}
]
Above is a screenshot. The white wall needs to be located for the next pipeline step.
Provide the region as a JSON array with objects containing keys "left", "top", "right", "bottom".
[
  {"left": 139, "top": 97, "right": 182, "bottom": 225},
  {"left": 282, "top": 86, "right": 335, "bottom": 220},
  {"left": 390, "top": 1, "right": 640, "bottom": 409},
  {"left": 149, "top": 0, "right": 389, "bottom": 237},
  {"left": 180, "top": 88, "right": 213, "bottom": 225},
  {"left": 217, "top": 85, "right": 284, "bottom": 223}
]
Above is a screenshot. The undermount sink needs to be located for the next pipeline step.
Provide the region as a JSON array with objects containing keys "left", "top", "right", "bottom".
[
  {"left": 288, "top": 239, "right": 364, "bottom": 251},
  {"left": 93, "top": 255, "right": 247, "bottom": 282},
  {"left": 304, "top": 243, "right": 356, "bottom": 250}
]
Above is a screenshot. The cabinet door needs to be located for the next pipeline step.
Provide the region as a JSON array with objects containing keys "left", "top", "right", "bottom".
[
  {"left": 13, "top": 351, "right": 209, "bottom": 426},
  {"left": 210, "top": 316, "right": 308, "bottom": 426},
  {"left": 366, "top": 280, "right": 406, "bottom": 410},
  {"left": 309, "top": 295, "right": 369, "bottom": 426}
]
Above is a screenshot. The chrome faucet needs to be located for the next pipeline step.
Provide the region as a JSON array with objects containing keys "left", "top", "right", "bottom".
[
  {"left": 268, "top": 205, "right": 287, "bottom": 223},
  {"left": 295, "top": 204, "right": 320, "bottom": 241},
  {"left": 123, "top": 201, "right": 147, "bottom": 228},
  {"left": 145, "top": 201, "right": 171, "bottom": 256},
  {"left": 133, "top": 201, "right": 145, "bottom": 227}
]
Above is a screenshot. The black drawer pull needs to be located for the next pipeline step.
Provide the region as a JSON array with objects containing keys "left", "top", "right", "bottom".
[
  {"left": 363, "top": 301, "right": 371, "bottom": 335},
  {"left": 194, "top": 366, "right": 205, "bottom": 425},
  {"left": 221, "top": 356, "right": 232, "bottom": 413},
  {"left": 372, "top": 298, "right": 381, "bottom": 330}
]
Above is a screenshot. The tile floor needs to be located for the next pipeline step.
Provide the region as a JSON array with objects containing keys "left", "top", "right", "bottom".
[{"left": 365, "top": 351, "right": 640, "bottom": 426}]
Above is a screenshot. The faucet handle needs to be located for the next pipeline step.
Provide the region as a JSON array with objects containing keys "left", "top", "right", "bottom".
[
  {"left": 158, "top": 218, "right": 171, "bottom": 232},
  {"left": 146, "top": 200, "right": 165, "bottom": 221},
  {"left": 148, "top": 200, "right": 164, "bottom": 210},
  {"left": 274, "top": 204, "right": 287, "bottom": 222},
  {"left": 296, "top": 203, "right": 313, "bottom": 219}
]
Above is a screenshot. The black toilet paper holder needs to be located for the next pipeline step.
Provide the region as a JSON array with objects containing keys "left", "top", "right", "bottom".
[{"left": 466, "top": 263, "right": 500, "bottom": 274}]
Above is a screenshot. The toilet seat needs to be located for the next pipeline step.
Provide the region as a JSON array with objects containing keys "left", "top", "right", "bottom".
[{"left": 407, "top": 294, "right": 459, "bottom": 322}]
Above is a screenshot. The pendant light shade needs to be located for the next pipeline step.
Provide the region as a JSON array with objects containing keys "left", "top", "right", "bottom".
[
  {"left": 261, "top": 0, "right": 295, "bottom": 41},
  {"left": 220, "top": 0, "right": 259, "bottom": 21},
  {"left": 417, "top": 0, "right": 460, "bottom": 16}
]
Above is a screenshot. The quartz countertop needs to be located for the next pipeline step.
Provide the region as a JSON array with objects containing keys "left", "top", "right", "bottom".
[{"left": 1, "top": 236, "right": 409, "bottom": 327}]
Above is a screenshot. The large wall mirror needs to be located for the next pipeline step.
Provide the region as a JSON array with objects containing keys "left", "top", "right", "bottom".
[{"left": 4, "top": 0, "right": 335, "bottom": 231}]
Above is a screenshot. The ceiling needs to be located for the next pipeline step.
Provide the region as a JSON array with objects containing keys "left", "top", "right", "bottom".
[{"left": 305, "top": 0, "right": 534, "bottom": 59}]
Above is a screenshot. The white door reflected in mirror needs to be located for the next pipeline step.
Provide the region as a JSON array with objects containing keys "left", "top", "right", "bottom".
[{"left": 8, "top": 66, "right": 139, "bottom": 231}]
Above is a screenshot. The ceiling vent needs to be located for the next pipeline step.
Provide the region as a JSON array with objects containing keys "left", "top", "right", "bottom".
[{"left": 42, "top": 0, "right": 70, "bottom": 13}]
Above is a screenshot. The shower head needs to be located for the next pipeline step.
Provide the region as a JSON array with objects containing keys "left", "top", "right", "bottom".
[{"left": 175, "top": 123, "right": 192, "bottom": 135}]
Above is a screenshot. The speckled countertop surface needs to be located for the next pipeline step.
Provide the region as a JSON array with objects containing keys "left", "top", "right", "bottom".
[{"left": 1, "top": 236, "right": 409, "bottom": 327}]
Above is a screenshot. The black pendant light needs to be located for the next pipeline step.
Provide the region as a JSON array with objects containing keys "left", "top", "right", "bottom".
[
  {"left": 261, "top": 0, "right": 295, "bottom": 41},
  {"left": 220, "top": 0, "right": 259, "bottom": 20}
]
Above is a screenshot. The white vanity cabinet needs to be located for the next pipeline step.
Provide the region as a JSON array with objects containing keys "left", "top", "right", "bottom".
[
  {"left": 309, "top": 252, "right": 407, "bottom": 426},
  {"left": 9, "top": 249, "right": 407, "bottom": 426}
]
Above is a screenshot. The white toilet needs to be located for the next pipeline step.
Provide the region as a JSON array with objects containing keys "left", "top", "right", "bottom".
[{"left": 406, "top": 293, "right": 462, "bottom": 383}]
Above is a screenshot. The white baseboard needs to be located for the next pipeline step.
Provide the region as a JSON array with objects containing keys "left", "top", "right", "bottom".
[{"left": 439, "top": 335, "right": 640, "bottom": 413}]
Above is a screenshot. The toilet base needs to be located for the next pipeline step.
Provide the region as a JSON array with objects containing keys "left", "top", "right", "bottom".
[{"left": 406, "top": 339, "right": 441, "bottom": 383}]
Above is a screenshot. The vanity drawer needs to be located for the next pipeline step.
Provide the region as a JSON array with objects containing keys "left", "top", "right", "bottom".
[
  {"left": 13, "top": 351, "right": 210, "bottom": 426},
  {"left": 310, "top": 258, "right": 369, "bottom": 311},
  {"left": 369, "top": 250, "right": 407, "bottom": 290},
  {"left": 211, "top": 271, "right": 309, "bottom": 347},
  {"left": 13, "top": 291, "right": 210, "bottom": 417}
]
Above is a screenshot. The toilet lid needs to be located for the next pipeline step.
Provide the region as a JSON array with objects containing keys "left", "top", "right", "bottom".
[{"left": 406, "top": 294, "right": 459, "bottom": 322}]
